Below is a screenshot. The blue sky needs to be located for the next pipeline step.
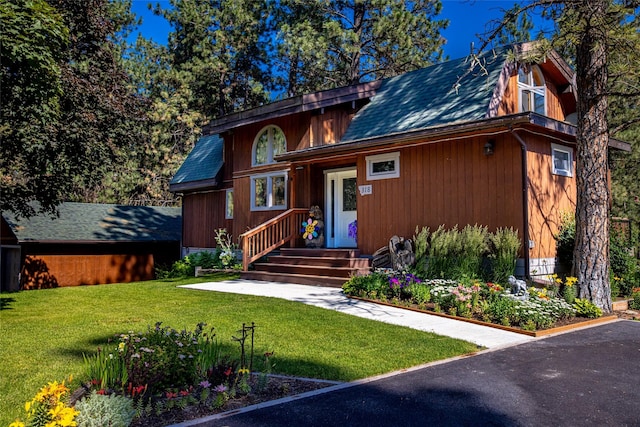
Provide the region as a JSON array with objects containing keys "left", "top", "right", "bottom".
[{"left": 129, "top": 0, "right": 550, "bottom": 60}]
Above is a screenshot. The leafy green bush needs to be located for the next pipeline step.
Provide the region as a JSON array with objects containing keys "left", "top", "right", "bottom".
[
  {"left": 157, "top": 250, "right": 224, "bottom": 279},
  {"left": 425, "top": 225, "right": 489, "bottom": 280},
  {"left": 411, "top": 226, "right": 430, "bottom": 277},
  {"left": 629, "top": 288, "right": 640, "bottom": 310},
  {"left": 486, "top": 295, "right": 519, "bottom": 326},
  {"left": 555, "top": 211, "right": 575, "bottom": 270},
  {"left": 342, "top": 271, "right": 389, "bottom": 299},
  {"left": 490, "top": 227, "right": 521, "bottom": 285},
  {"left": 457, "top": 224, "right": 489, "bottom": 279},
  {"left": 426, "top": 225, "right": 461, "bottom": 279},
  {"left": 75, "top": 392, "right": 135, "bottom": 427},
  {"left": 610, "top": 227, "right": 639, "bottom": 297},
  {"left": 573, "top": 298, "right": 603, "bottom": 318}
]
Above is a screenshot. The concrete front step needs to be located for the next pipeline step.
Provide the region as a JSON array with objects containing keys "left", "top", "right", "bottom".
[
  {"left": 253, "top": 262, "right": 368, "bottom": 278},
  {"left": 239, "top": 271, "right": 349, "bottom": 287}
]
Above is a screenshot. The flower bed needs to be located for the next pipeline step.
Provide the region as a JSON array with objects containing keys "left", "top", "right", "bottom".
[
  {"left": 11, "top": 322, "right": 321, "bottom": 427},
  {"left": 342, "top": 270, "right": 615, "bottom": 336}
]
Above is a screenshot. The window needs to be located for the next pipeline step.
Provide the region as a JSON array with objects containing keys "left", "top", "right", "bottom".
[
  {"left": 551, "top": 143, "right": 573, "bottom": 177},
  {"left": 252, "top": 125, "right": 286, "bottom": 166},
  {"left": 366, "top": 152, "right": 400, "bottom": 181},
  {"left": 225, "top": 189, "right": 234, "bottom": 219},
  {"left": 518, "top": 65, "right": 546, "bottom": 115},
  {"left": 251, "top": 172, "right": 288, "bottom": 210}
]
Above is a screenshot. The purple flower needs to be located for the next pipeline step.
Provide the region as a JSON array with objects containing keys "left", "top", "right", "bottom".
[
  {"left": 213, "top": 384, "right": 228, "bottom": 393},
  {"left": 199, "top": 380, "right": 211, "bottom": 388}
]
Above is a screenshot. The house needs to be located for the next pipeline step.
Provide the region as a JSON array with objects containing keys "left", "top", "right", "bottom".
[
  {"left": 0, "top": 203, "right": 182, "bottom": 291},
  {"left": 170, "top": 42, "right": 631, "bottom": 285}
]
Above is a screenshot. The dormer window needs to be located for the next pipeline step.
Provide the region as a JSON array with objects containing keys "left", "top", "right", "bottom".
[
  {"left": 518, "top": 65, "right": 546, "bottom": 115},
  {"left": 253, "top": 125, "right": 286, "bottom": 166}
]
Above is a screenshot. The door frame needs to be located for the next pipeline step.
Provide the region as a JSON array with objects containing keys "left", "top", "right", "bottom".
[{"left": 324, "top": 167, "right": 357, "bottom": 248}]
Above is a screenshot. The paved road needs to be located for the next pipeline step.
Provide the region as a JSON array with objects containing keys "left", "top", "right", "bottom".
[{"left": 183, "top": 321, "right": 640, "bottom": 427}]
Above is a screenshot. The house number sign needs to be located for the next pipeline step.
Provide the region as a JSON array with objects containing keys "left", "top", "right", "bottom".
[{"left": 358, "top": 185, "right": 372, "bottom": 196}]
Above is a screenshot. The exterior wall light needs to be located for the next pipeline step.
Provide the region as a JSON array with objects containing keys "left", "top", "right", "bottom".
[{"left": 484, "top": 140, "right": 495, "bottom": 156}]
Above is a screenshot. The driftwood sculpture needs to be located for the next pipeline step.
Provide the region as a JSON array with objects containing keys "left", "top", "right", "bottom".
[{"left": 389, "top": 235, "right": 415, "bottom": 271}]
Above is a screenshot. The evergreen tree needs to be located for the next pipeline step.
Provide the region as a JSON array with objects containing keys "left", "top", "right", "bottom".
[
  {"left": 273, "top": 0, "right": 449, "bottom": 95},
  {"left": 470, "top": 0, "right": 639, "bottom": 311}
]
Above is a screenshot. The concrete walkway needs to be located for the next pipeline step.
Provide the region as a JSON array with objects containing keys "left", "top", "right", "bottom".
[{"left": 180, "top": 279, "right": 534, "bottom": 348}]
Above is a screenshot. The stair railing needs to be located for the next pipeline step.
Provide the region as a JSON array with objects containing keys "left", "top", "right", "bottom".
[{"left": 239, "top": 208, "right": 309, "bottom": 271}]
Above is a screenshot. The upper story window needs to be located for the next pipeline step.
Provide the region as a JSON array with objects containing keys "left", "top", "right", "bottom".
[
  {"left": 518, "top": 65, "right": 546, "bottom": 115},
  {"left": 253, "top": 125, "right": 286, "bottom": 166}
]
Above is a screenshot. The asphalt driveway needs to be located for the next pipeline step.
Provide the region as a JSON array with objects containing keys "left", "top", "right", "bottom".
[{"left": 188, "top": 320, "right": 640, "bottom": 427}]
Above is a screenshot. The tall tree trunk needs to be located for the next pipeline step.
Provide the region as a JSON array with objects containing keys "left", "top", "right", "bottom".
[
  {"left": 573, "top": 0, "right": 612, "bottom": 312},
  {"left": 349, "top": 3, "right": 365, "bottom": 85}
]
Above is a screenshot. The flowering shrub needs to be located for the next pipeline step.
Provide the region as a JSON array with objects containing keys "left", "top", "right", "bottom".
[
  {"left": 343, "top": 270, "right": 594, "bottom": 331},
  {"left": 214, "top": 229, "right": 240, "bottom": 269},
  {"left": 79, "top": 322, "right": 269, "bottom": 424},
  {"left": 11, "top": 378, "right": 78, "bottom": 427},
  {"left": 84, "top": 323, "right": 224, "bottom": 396},
  {"left": 431, "top": 281, "right": 481, "bottom": 317}
]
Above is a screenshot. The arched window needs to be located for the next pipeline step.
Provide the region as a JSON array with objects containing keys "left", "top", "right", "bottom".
[
  {"left": 252, "top": 125, "right": 286, "bottom": 166},
  {"left": 518, "top": 65, "right": 546, "bottom": 115}
]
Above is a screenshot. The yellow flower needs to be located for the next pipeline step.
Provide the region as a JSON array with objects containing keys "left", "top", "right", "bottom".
[
  {"left": 565, "top": 276, "right": 578, "bottom": 287},
  {"left": 238, "top": 367, "right": 250, "bottom": 375},
  {"left": 9, "top": 421, "right": 25, "bottom": 427}
]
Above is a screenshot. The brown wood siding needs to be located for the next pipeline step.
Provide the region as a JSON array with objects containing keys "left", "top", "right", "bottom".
[
  {"left": 355, "top": 135, "right": 525, "bottom": 255},
  {"left": 21, "top": 254, "right": 154, "bottom": 288},
  {"left": 182, "top": 191, "right": 231, "bottom": 247},
  {"left": 309, "top": 107, "right": 354, "bottom": 147},
  {"left": 498, "top": 70, "right": 567, "bottom": 121},
  {"left": 526, "top": 135, "right": 577, "bottom": 260}
]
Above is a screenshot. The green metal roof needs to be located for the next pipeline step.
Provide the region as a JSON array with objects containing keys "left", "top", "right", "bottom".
[
  {"left": 341, "top": 48, "right": 509, "bottom": 143},
  {"left": 3, "top": 203, "right": 182, "bottom": 243},
  {"left": 170, "top": 134, "right": 224, "bottom": 191}
]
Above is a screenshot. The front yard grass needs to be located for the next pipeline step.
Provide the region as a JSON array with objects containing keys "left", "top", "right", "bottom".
[{"left": 0, "top": 274, "right": 478, "bottom": 425}]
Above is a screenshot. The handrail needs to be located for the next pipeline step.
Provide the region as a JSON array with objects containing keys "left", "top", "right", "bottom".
[{"left": 239, "top": 208, "right": 309, "bottom": 271}]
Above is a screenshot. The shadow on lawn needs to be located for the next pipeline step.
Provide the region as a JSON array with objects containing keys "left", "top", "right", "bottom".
[
  {"left": 55, "top": 334, "right": 354, "bottom": 383},
  {"left": 0, "top": 296, "right": 16, "bottom": 310}
]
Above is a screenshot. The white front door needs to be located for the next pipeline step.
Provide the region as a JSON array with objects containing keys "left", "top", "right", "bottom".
[{"left": 325, "top": 169, "right": 357, "bottom": 248}]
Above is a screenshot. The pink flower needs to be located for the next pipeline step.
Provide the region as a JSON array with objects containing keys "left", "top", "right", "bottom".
[{"left": 214, "top": 384, "right": 228, "bottom": 393}]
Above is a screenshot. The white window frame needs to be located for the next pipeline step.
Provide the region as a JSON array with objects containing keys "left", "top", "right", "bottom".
[
  {"left": 518, "top": 65, "right": 546, "bottom": 115},
  {"left": 366, "top": 152, "right": 400, "bottom": 181},
  {"left": 551, "top": 143, "right": 573, "bottom": 177},
  {"left": 225, "top": 189, "right": 234, "bottom": 219},
  {"left": 250, "top": 171, "right": 288, "bottom": 211},
  {"left": 252, "top": 125, "right": 286, "bottom": 166}
]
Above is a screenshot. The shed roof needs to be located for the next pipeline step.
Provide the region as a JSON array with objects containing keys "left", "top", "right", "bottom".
[
  {"left": 169, "top": 134, "right": 224, "bottom": 191},
  {"left": 3, "top": 203, "right": 182, "bottom": 243}
]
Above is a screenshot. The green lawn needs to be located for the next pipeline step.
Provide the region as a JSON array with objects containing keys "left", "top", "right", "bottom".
[{"left": 0, "top": 274, "right": 478, "bottom": 425}]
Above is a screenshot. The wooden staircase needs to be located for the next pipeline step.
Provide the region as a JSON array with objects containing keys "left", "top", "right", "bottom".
[{"left": 240, "top": 248, "right": 371, "bottom": 287}]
